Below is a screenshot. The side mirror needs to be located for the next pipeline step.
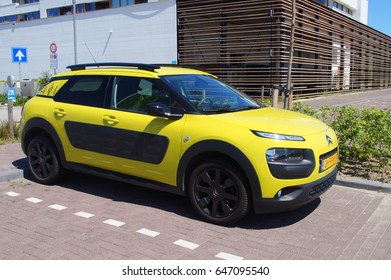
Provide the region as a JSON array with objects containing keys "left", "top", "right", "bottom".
[{"left": 147, "top": 103, "right": 183, "bottom": 120}]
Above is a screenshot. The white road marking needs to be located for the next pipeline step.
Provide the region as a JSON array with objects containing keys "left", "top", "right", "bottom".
[
  {"left": 4, "top": 191, "right": 20, "bottom": 197},
  {"left": 215, "top": 252, "right": 244, "bottom": 260},
  {"left": 48, "top": 204, "right": 67, "bottom": 211},
  {"left": 103, "top": 219, "right": 125, "bottom": 227},
  {"left": 74, "top": 211, "right": 95, "bottom": 219},
  {"left": 25, "top": 197, "right": 43, "bottom": 203},
  {"left": 136, "top": 228, "right": 160, "bottom": 237},
  {"left": 173, "top": 239, "right": 199, "bottom": 250}
]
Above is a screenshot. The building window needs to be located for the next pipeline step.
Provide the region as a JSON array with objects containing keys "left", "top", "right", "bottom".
[
  {"left": 112, "top": 0, "right": 148, "bottom": 8},
  {"left": 328, "top": 0, "right": 353, "bottom": 15},
  {"left": 47, "top": 6, "right": 73, "bottom": 17},
  {"left": 0, "top": 15, "right": 17, "bottom": 23},
  {"left": 76, "top": 1, "right": 109, "bottom": 13},
  {"left": 13, "top": 0, "right": 40, "bottom": 5},
  {"left": 15, "top": 11, "right": 40, "bottom": 22},
  {"left": 47, "top": 8, "right": 59, "bottom": 17}
]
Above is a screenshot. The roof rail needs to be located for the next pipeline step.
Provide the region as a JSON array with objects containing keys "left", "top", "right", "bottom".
[
  {"left": 157, "top": 64, "right": 206, "bottom": 71},
  {"left": 66, "top": 62, "right": 161, "bottom": 72}
]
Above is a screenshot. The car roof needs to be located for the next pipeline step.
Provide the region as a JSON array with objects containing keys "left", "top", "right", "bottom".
[{"left": 54, "top": 62, "right": 214, "bottom": 79}]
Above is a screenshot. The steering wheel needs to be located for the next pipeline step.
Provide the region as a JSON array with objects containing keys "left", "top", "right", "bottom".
[{"left": 198, "top": 97, "right": 213, "bottom": 109}]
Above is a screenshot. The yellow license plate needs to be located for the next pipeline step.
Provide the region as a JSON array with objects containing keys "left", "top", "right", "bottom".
[{"left": 321, "top": 152, "right": 338, "bottom": 172}]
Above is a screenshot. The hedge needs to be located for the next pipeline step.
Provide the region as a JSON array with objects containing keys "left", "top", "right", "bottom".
[{"left": 294, "top": 102, "right": 390, "bottom": 182}]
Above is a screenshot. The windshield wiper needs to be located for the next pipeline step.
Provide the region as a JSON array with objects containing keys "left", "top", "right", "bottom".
[
  {"left": 202, "top": 105, "right": 261, "bottom": 113},
  {"left": 230, "top": 105, "right": 261, "bottom": 112}
]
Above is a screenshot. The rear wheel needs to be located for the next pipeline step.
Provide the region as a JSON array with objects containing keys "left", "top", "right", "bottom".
[
  {"left": 27, "top": 135, "right": 63, "bottom": 184},
  {"left": 188, "top": 159, "right": 250, "bottom": 225}
]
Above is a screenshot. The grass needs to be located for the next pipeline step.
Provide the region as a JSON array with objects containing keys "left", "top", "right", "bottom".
[{"left": 0, "top": 121, "right": 21, "bottom": 144}]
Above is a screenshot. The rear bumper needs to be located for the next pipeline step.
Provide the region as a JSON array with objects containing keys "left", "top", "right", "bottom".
[{"left": 253, "top": 167, "right": 338, "bottom": 214}]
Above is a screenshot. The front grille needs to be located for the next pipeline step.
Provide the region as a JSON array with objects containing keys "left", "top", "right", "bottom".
[{"left": 308, "top": 172, "right": 337, "bottom": 197}]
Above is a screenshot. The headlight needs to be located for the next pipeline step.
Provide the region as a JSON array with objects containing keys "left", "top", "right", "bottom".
[
  {"left": 266, "top": 148, "right": 304, "bottom": 162},
  {"left": 252, "top": 131, "right": 305, "bottom": 141},
  {"left": 265, "top": 148, "right": 315, "bottom": 179}
]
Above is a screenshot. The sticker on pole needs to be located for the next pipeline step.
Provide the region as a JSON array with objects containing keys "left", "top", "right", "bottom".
[{"left": 7, "top": 88, "right": 16, "bottom": 102}]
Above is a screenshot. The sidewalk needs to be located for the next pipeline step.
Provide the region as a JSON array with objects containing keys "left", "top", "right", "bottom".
[{"left": 0, "top": 89, "right": 390, "bottom": 192}]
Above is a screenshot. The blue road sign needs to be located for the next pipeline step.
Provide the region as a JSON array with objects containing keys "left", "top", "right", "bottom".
[{"left": 11, "top": 47, "right": 28, "bottom": 63}]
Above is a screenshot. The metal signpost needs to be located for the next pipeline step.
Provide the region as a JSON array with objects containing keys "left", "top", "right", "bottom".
[{"left": 6, "top": 75, "right": 16, "bottom": 137}]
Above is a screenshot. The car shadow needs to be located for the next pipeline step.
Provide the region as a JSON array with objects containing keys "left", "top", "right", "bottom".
[{"left": 14, "top": 159, "right": 320, "bottom": 230}]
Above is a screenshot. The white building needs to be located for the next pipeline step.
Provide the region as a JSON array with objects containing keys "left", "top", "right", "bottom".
[
  {"left": 315, "top": 0, "right": 368, "bottom": 24},
  {"left": 0, "top": 0, "right": 177, "bottom": 80}
]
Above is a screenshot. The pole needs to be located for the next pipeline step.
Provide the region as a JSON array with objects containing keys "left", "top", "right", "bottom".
[
  {"left": 272, "top": 86, "right": 279, "bottom": 108},
  {"left": 72, "top": 0, "right": 77, "bottom": 64},
  {"left": 7, "top": 99, "right": 14, "bottom": 138},
  {"left": 285, "top": 0, "right": 296, "bottom": 109}
]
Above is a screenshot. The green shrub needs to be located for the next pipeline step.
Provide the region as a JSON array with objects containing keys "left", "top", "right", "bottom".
[
  {"left": 294, "top": 102, "right": 391, "bottom": 182},
  {"left": 0, "top": 94, "right": 26, "bottom": 106},
  {"left": 36, "top": 70, "right": 52, "bottom": 92}
]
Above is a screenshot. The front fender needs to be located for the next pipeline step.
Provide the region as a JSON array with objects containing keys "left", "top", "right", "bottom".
[{"left": 177, "top": 140, "right": 262, "bottom": 199}]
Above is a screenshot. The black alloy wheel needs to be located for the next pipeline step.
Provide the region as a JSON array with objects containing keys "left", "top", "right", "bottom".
[
  {"left": 189, "top": 159, "right": 249, "bottom": 225},
  {"left": 27, "top": 136, "right": 63, "bottom": 184}
]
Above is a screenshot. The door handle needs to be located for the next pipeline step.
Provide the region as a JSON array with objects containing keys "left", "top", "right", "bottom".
[
  {"left": 103, "top": 115, "right": 119, "bottom": 125},
  {"left": 54, "top": 108, "right": 66, "bottom": 118}
]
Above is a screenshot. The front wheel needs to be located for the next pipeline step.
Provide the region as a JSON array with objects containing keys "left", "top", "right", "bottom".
[
  {"left": 27, "top": 135, "right": 64, "bottom": 184},
  {"left": 188, "top": 159, "right": 250, "bottom": 225}
]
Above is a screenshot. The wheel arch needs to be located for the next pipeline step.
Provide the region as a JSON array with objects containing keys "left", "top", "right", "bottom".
[
  {"left": 22, "top": 117, "right": 66, "bottom": 163},
  {"left": 177, "top": 140, "right": 262, "bottom": 200}
]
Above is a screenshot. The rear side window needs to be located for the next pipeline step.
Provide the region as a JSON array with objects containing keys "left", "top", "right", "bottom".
[
  {"left": 54, "top": 75, "right": 109, "bottom": 108},
  {"left": 38, "top": 79, "right": 68, "bottom": 97}
]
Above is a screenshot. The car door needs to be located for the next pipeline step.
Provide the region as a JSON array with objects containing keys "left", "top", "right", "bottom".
[
  {"left": 97, "top": 76, "right": 187, "bottom": 187},
  {"left": 49, "top": 75, "right": 110, "bottom": 167}
]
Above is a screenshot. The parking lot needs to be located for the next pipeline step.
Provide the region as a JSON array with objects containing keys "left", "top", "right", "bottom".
[
  {"left": 1, "top": 89, "right": 390, "bottom": 260},
  {"left": 1, "top": 170, "right": 390, "bottom": 260}
]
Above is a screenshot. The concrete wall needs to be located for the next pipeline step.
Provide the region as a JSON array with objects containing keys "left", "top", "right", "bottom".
[{"left": 0, "top": 0, "right": 177, "bottom": 80}]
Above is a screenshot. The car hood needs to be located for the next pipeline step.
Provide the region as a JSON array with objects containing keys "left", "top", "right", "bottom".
[{"left": 210, "top": 107, "right": 330, "bottom": 136}]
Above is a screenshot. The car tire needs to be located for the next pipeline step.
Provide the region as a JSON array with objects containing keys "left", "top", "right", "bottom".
[
  {"left": 188, "top": 158, "right": 250, "bottom": 225},
  {"left": 27, "top": 135, "right": 64, "bottom": 185}
]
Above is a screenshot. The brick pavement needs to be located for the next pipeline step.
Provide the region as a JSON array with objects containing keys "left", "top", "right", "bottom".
[{"left": 0, "top": 173, "right": 390, "bottom": 260}]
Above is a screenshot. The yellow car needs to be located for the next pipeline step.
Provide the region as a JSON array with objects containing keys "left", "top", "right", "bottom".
[{"left": 21, "top": 63, "right": 338, "bottom": 225}]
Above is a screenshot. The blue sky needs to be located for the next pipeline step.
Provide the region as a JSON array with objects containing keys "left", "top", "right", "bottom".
[{"left": 368, "top": 0, "right": 391, "bottom": 36}]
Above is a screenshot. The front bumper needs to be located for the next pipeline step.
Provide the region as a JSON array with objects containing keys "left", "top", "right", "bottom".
[{"left": 253, "top": 166, "right": 338, "bottom": 214}]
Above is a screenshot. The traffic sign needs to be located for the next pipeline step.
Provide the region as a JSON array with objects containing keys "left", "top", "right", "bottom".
[
  {"left": 50, "top": 42, "right": 57, "bottom": 54},
  {"left": 12, "top": 47, "right": 28, "bottom": 63},
  {"left": 50, "top": 53, "right": 58, "bottom": 69}
]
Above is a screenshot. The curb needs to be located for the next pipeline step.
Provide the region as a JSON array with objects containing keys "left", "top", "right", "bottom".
[
  {"left": 0, "top": 168, "right": 24, "bottom": 183},
  {"left": 336, "top": 175, "right": 391, "bottom": 194},
  {"left": 1, "top": 166, "right": 390, "bottom": 194}
]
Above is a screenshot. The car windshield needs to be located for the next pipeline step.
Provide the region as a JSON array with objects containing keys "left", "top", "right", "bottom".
[{"left": 161, "top": 74, "right": 262, "bottom": 113}]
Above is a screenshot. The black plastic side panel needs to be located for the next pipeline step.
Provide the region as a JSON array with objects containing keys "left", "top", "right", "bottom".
[{"left": 64, "top": 121, "right": 169, "bottom": 164}]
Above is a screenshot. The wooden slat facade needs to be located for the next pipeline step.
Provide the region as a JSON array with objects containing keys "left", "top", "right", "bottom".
[{"left": 177, "top": 0, "right": 391, "bottom": 97}]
